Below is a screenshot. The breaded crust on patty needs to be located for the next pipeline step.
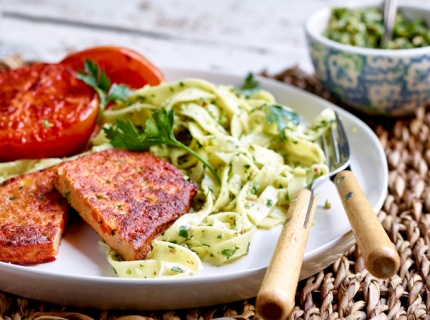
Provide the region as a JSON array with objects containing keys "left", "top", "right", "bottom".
[
  {"left": 53, "top": 149, "right": 197, "bottom": 261},
  {"left": 0, "top": 169, "right": 68, "bottom": 265}
]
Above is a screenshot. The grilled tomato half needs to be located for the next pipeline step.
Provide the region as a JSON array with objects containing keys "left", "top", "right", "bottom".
[
  {"left": 61, "top": 46, "right": 164, "bottom": 89},
  {"left": 0, "top": 63, "right": 99, "bottom": 162},
  {"left": 0, "top": 46, "right": 164, "bottom": 162}
]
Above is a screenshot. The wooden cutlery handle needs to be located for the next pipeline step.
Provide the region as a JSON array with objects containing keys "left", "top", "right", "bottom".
[
  {"left": 256, "top": 189, "right": 317, "bottom": 320},
  {"left": 334, "top": 170, "right": 400, "bottom": 279}
]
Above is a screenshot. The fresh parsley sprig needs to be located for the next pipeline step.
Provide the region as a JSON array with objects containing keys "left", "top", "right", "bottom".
[
  {"left": 236, "top": 73, "right": 301, "bottom": 140},
  {"left": 77, "top": 59, "right": 131, "bottom": 121},
  {"left": 235, "top": 73, "right": 259, "bottom": 98},
  {"left": 266, "top": 104, "right": 301, "bottom": 141},
  {"left": 104, "top": 109, "right": 221, "bottom": 184}
]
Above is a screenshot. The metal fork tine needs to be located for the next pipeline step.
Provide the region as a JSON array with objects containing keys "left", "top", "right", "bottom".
[
  {"left": 320, "top": 134, "right": 331, "bottom": 170},
  {"left": 334, "top": 112, "right": 350, "bottom": 161},
  {"left": 314, "top": 112, "right": 351, "bottom": 184},
  {"left": 329, "top": 125, "right": 340, "bottom": 165}
]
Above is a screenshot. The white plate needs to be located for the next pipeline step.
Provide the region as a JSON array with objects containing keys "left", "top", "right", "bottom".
[{"left": 0, "top": 68, "right": 388, "bottom": 310}]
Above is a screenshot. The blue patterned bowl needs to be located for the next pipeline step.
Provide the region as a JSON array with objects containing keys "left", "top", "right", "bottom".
[{"left": 304, "top": 4, "right": 430, "bottom": 116}]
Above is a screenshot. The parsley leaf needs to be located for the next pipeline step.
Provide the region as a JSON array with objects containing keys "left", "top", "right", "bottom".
[
  {"left": 235, "top": 73, "right": 259, "bottom": 98},
  {"left": 106, "top": 84, "right": 131, "bottom": 105},
  {"left": 77, "top": 59, "right": 131, "bottom": 122},
  {"left": 104, "top": 109, "right": 221, "bottom": 184},
  {"left": 266, "top": 104, "right": 301, "bottom": 140},
  {"left": 104, "top": 119, "right": 143, "bottom": 150}
]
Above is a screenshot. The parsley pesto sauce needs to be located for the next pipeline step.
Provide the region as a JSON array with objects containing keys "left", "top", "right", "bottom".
[{"left": 324, "top": 7, "right": 430, "bottom": 49}]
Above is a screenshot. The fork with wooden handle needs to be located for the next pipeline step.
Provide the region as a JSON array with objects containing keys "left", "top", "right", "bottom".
[
  {"left": 334, "top": 170, "right": 400, "bottom": 278},
  {"left": 256, "top": 189, "right": 317, "bottom": 320},
  {"left": 256, "top": 112, "right": 400, "bottom": 320},
  {"left": 255, "top": 175, "right": 400, "bottom": 320}
]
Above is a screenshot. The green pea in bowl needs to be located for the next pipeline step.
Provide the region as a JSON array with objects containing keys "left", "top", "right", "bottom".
[{"left": 304, "top": 4, "right": 430, "bottom": 116}]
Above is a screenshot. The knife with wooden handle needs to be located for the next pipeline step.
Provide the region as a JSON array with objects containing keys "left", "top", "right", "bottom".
[
  {"left": 334, "top": 170, "right": 400, "bottom": 279},
  {"left": 256, "top": 189, "right": 317, "bottom": 320}
]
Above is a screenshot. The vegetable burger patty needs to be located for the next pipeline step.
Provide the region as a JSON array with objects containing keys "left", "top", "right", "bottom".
[{"left": 53, "top": 148, "right": 198, "bottom": 261}]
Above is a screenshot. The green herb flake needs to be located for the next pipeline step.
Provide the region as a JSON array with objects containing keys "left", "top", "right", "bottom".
[
  {"left": 266, "top": 199, "right": 273, "bottom": 207},
  {"left": 221, "top": 246, "right": 239, "bottom": 259},
  {"left": 251, "top": 183, "right": 260, "bottom": 195},
  {"left": 179, "top": 225, "right": 189, "bottom": 238},
  {"left": 41, "top": 120, "right": 53, "bottom": 128},
  {"left": 171, "top": 266, "right": 185, "bottom": 273}
]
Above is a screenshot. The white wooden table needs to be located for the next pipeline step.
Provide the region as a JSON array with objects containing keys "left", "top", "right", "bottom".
[{"left": 2, "top": 0, "right": 428, "bottom": 76}]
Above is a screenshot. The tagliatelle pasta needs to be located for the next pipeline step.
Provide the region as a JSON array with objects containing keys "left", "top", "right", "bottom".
[
  {"left": 93, "top": 78, "right": 335, "bottom": 277},
  {"left": 0, "top": 143, "right": 113, "bottom": 184},
  {"left": 0, "top": 77, "right": 336, "bottom": 279}
]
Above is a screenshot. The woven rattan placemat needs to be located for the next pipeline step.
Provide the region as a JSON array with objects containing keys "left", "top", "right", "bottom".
[{"left": 1, "top": 58, "right": 429, "bottom": 320}]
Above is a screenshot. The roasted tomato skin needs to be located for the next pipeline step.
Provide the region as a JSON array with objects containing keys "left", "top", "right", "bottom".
[
  {"left": 0, "top": 63, "right": 99, "bottom": 162},
  {"left": 61, "top": 46, "right": 165, "bottom": 89}
]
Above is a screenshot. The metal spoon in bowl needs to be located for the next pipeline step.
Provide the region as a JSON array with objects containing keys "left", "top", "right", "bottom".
[{"left": 381, "top": 0, "right": 399, "bottom": 47}]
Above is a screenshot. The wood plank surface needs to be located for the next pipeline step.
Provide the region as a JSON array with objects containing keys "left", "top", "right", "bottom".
[{"left": 2, "top": 0, "right": 429, "bottom": 73}]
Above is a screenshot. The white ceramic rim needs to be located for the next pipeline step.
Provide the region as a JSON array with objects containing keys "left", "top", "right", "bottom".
[{"left": 304, "top": 2, "right": 430, "bottom": 56}]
